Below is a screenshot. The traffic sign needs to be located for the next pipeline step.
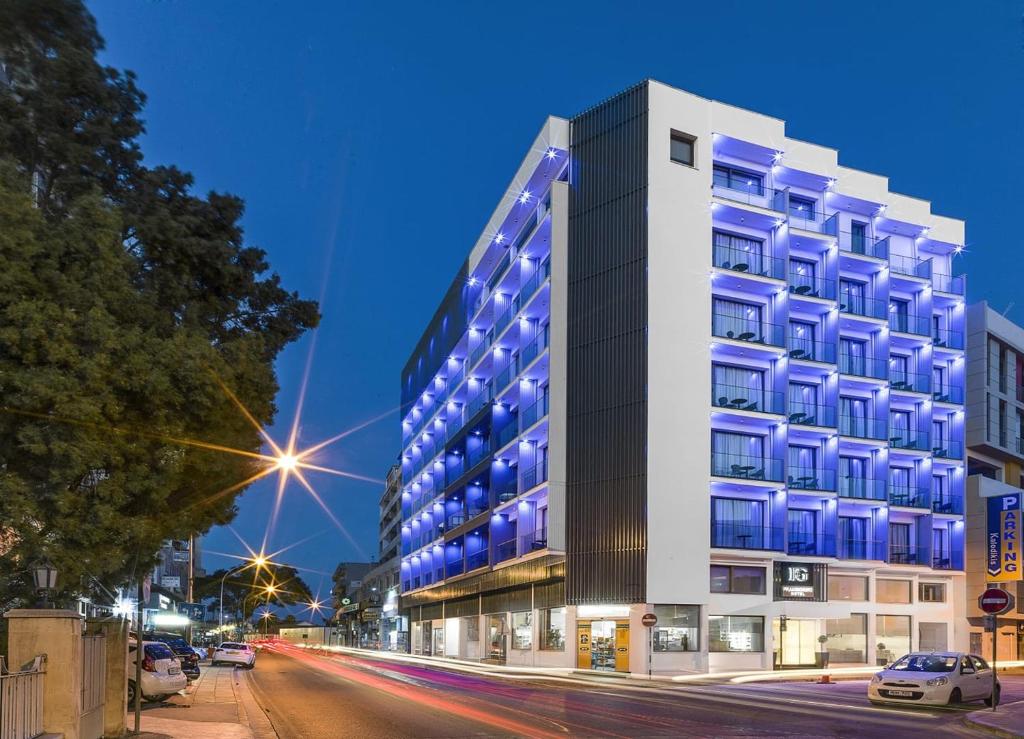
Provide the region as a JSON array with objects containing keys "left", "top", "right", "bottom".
[
  {"left": 978, "top": 588, "right": 1014, "bottom": 615},
  {"left": 641, "top": 613, "right": 658, "bottom": 627}
]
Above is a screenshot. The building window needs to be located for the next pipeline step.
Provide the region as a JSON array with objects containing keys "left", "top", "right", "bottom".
[
  {"left": 511, "top": 611, "right": 532, "bottom": 650},
  {"left": 788, "top": 194, "right": 816, "bottom": 218},
  {"left": 876, "top": 615, "right": 911, "bottom": 663},
  {"left": 713, "top": 230, "right": 766, "bottom": 274},
  {"left": 709, "top": 615, "right": 764, "bottom": 652},
  {"left": 713, "top": 163, "right": 764, "bottom": 195},
  {"left": 670, "top": 131, "right": 696, "bottom": 166},
  {"left": 919, "top": 622, "right": 947, "bottom": 652},
  {"left": 539, "top": 607, "right": 566, "bottom": 651},
  {"left": 824, "top": 613, "right": 867, "bottom": 663},
  {"left": 652, "top": 605, "right": 700, "bottom": 652},
  {"left": 828, "top": 575, "right": 868, "bottom": 601},
  {"left": 463, "top": 616, "right": 479, "bottom": 642},
  {"left": 919, "top": 582, "right": 947, "bottom": 603},
  {"left": 970, "top": 632, "right": 982, "bottom": 655},
  {"left": 876, "top": 579, "right": 912, "bottom": 604},
  {"left": 710, "top": 565, "right": 766, "bottom": 594}
]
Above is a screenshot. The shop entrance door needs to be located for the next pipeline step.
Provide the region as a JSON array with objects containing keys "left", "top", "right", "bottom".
[
  {"left": 485, "top": 614, "right": 508, "bottom": 664},
  {"left": 773, "top": 618, "right": 819, "bottom": 668},
  {"left": 577, "top": 620, "right": 629, "bottom": 672}
]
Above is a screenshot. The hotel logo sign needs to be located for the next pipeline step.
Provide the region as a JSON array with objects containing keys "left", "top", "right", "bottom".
[{"left": 987, "top": 492, "right": 1022, "bottom": 582}]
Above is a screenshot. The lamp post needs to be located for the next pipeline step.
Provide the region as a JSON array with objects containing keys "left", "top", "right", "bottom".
[
  {"left": 32, "top": 559, "right": 58, "bottom": 608},
  {"left": 218, "top": 555, "right": 268, "bottom": 633}
]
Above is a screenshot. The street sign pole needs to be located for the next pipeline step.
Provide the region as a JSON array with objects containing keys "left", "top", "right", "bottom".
[
  {"left": 992, "top": 616, "right": 997, "bottom": 712},
  {"left": 641, "top": 612, "right": 657, "bottom": 679},
  {"left": 978, "top": 587, "right": 1015, "bottom": 712}
]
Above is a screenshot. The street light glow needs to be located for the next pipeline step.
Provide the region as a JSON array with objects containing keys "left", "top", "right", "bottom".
[{"left": 275, "top": 453, "right": 298, "bottom": 471}]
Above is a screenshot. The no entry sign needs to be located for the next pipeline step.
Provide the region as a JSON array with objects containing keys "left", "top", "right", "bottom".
[
  {"left": 641, "top": 613, "right": 658, "bottom": 627},
  {"left": 978, "top": 588, "right": 1014, "bottom": 615}
]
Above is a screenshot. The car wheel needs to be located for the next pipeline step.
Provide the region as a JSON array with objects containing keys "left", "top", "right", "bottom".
[
  {"left": 984, "top": 686, "right": 1000, "bottom": 707},
  {"left": 127, "top": 681, "right": 137, "bottom": 705},
  {"left": 947, "top": 687, "right": 962, "bottom": 705}
]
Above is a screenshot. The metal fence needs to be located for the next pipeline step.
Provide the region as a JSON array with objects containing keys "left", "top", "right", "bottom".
[
  {"left": 80, "top": 634, "right": 106, "bottom": 739},
  {"left": 0, "top": 655, "right": 45, "bottom": 739}
]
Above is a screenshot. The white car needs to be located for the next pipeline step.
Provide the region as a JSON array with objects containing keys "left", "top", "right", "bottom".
[
  {"left": 127, "top": 640, "right": 187, "bottom": 704},
  {"left": 212, "top": 642, "right": 256, "bottom": 668},
  {"left": 868, "top": 652, "right": 1001, "bottom": 707}
]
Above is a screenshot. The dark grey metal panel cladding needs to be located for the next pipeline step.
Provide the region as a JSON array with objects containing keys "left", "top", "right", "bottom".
[{"left": 566, "top": 82, "right": 648, "bottom": 605}]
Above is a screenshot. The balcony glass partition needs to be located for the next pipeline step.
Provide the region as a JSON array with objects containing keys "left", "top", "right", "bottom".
[
  {"left": 837, "top": 517, "right": 884, "bottom": 560},
  {"left": 890, "top": 254, "right": 933, "bottom": 280},
  {"left": 839, "top": 230, "right": 889, "bottom": 259},
  {"left": 711, "top": 497, "right": 782, "bottom": 550},
  {"left": 711, "top": 431, "right": 783, "bottom": 481},
  {"left": 712, "top": 365, "right": 783, "bottom": 414},
  {"left": 712, "top": 165, "right": 786, "bottom": 211},
  {"left": 933, "top": 327, "right": 964, "bottom": 350},
  {"left": 712, "top": 298, "right": 784, "bottom": 346},
  {"left": 932, "top": 273, "right": 966, "bottom": 295}
]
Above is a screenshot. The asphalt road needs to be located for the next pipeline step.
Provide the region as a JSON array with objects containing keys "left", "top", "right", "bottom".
[{"left": 244, "top": 646, "right": 1023, "bottom": 738}]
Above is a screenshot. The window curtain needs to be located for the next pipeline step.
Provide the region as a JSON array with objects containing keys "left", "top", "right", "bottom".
[
  {"left": 839, "top": 456, "right": 866, "bottom": 498},
  {"left": 714, "top": 365, "right": 764, "bottom": 408},
  {"left": 789, "top": 259, "right": 816, "bottom": 292},
  {"left": 788, "top": 382, "right": 818, "bottom": 417},
  {"left": 839, "top": 338, "right": 866, "bottom": 375},
  {"left": 712, "top": 431, "right": 764, "bottom": 474},
  {"left": 840, "top": 396, "right": 867, "bottom": 436},
  {"left": 890, "top": 354, "right": 909, "bottom": 385},
  {"left": 889, "top": 523, "right": 911, "bottom": 557},
  {"left": 932, "top": 366, "right": 947, "bottom": 395},
  {"left": 890, "top": 410, "right": 911, "bottom": 443},
  {"left": 713, "top": 298, "right": 762, "bottom": 339},
  {"left": 713, "top": 498, "right": 764, "bottom": 548},
  {"left": 932, "top": 527, "right": 949, "bottom": 562},
  {"left": 932, "top": 420, "right": 947, "bottom": 447},
  {"left": 890, "top": 299, "right": 909, "bottom": 332},
  {"left": 787, "top": 509, "right": 817, "bottom": 551},
  {"left": 840, "top": 280, "right": 865, "bottom": 314},
  {"left": 838, "top": 517, "right": 867, "bottom": 558},
  {"left": 889, "top": 467, "right": 911, "bottom": 502},
  {"left": 714, "top": 231, "right": 764, "bottom": 274},
  {"left": 787, "top": 445, "right": 817, "bottom": 473},
  {"left": 789, "top": 321, "right": 816, "bottom": 357}
]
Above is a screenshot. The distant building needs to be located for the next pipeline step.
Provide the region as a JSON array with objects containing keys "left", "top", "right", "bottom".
[
  {"left": 152, "top": 539, "right": 197, "bottom": 599},
  {"left": 965, "top": 302, "right": 1024, "bottom": 660}
]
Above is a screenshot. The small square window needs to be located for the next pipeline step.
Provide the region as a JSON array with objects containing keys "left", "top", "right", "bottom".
[{"left": 670, "top": 131, "right": 696, "bottom": 166}]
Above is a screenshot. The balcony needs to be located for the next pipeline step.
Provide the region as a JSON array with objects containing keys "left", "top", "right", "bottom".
[
  {"left": 840, "top": 296, "right": 887, "bottom": 320},
  {"left": 712, "top": 383, "right": 785, "bottom": 415},
  {"left": 445, "top": 512, "right": 467, "bottom": 529},
  {"left": 713, "top": 244, "right": 785, "bottom": 280},
  {"left": 466, "top": 549, "right": 489, "bottom": 571},
  {"left": 889, "top": 545, "right": 930, "bottom": 566},
  {"left": 788, "top": 275, "right": 837, "bottom": 301},
  {"left": 494, "top": 355, "right": 520, "bottom": 395},
  {"left": 466, "top": 383, "right": 493, "bottom": 418},
  {"left": 520, "top": 328, "right": 548, "bottom": 368},
  {"left": 933, "top": 273, "right": 966, "bottom": 295},
  {"left": 710, "top": 451, "right": 785, "bottom": 482},
  {"left": 888, "top": 486, "right": 931, "bottom": 509},
  {"left": 493, "top": 301, "right": 516, "bottom": 339},
  {"left": 494, "top": 537, "right": 517, "bottom": 563},
  {"left": 932, "top": 385, "right": 964, "bottom": 404},
  {"left": 520, "top": 394, "right": 549, "bottom": 430},
  {"left": 931, "top": 554, "right": 956, "bottom": 570},
  {"left": 788, "top": 402, "right": 837, "bottom": 428},
  {"left": 712, "top": 314, "right": 785, "bottom": 347},
  {"left": 932, "top": 494, "right": 963, "bottom": 515},
  {"left": 468, "top": 334, "right": 493, "bottom": 370},
  {"left": 711, "top": 177, "right": 786, "bottom": 211},
  {"left": 889, "top": 430, "right": 930, "bottom": 452},
  {"left": 839, "top": 415, "right": 888, "bottom": 440},
  {"left": 465, "top": 438, "right": 492, "bottom": 469},
  {"left": 890, "top": 254, "right": 932, "bottom": 280},
  {"left": 839, "top": 353, "right": 887, "bottom": 380},
  {"left": 789, "top": 209, "right": 838, "bottom": 236},
  {"left": 836, "top": 539, "right": 887, "bottom": 561},
  {"left": 519, "top": 526, "right": 548, "bottom": 554},
  {"left": 520, "top": 459, "right": 548, "bottom": 492},
  {"left": 933, "top": 327, "right": 965, "bottom": 350},
  {"left": 839, "top": 232, "right": 889, "bottom": 260},
  {"left": 711, "top": 522, "right": 784, "bottom": 551},
  {"left": 494, "top": 421, "right": 518, "bottom": 451},
  {"left": 493, "top": 476, "right": 517, "bottom": 505},
  {"left": 838, "top": 476, "right": 887, "bottom": 500},
  {"left": 787, "top": 467, "right": 837, "bottom": 492},
  {"left": 788, "top": 339, "right": 836, "bottom": 364},
  {"left": 889, "top": 370, "right": 930, "bottom": 394},
  {"left": 889, "top": 313, "right": 930, "bottom": 336},
  {"left": 520, "top": 258, "right": 551, "bottom": 306},
  {"left": 787, "top": 533, "right": 836, "bottom": 557},
  {"left": 932, "top": 440, "right": 964, "bottom": 459}
]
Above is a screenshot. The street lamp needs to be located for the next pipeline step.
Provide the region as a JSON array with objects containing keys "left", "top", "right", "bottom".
[
  {"left": 32, "top": 559, "right": 58, "bottom": 608},
  {"left": 218, "top": 555, "right": 272, "bottom": 633}
]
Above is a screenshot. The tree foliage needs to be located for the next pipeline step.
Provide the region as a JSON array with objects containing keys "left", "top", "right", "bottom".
[
  {"left": 194, "top": 565, "right": 313, "bottom": 623},
  {"left": 0, "top": 0, "right": 319, "bottom": 610}
]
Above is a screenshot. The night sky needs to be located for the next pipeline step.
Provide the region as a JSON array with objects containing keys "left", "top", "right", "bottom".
[{"left": 87, "top": 1, "right": 1024, "bottom": 605}]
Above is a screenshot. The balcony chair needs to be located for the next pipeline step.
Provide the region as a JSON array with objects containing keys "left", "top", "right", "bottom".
[
  {"left": 750, "top": 468, "right": 766, "bottom": 480},
  {"left": 717, "top": 396, "right": 730, "bottom": 407},
  {"left": 933, "top": 557, "right": 951, "bottom": 569},
  {"left": 742, "top": 401, "right": 759, "bottom": 412},
  {"left": 789, "top": 348, "right": 807, "bottom": 360}
]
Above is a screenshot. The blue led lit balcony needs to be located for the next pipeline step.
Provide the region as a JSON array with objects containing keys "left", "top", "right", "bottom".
[
  {"left": 788, "top": 338, "right": 836, "bottom": 364},
  {"left": 494, "top": 354, "right": 520, "bottom": 395},
  {"left": 933, "top": 327, "right": 965, "bottom": 350},
  {"left": 932, "top": 440, "right": 964, "bottom": 459},
  {"left": 712, "top": 244, "right": 785, "bottom": 280},
  {"left": 494, "top": 535, "right": 517, "bottom": 563},
  {"left": 710, "top": 451, "right": 784, "bottom": 482},
  {"left": 788, "top": 274, "right": 836, "bottom": 301},
  {"left": 519, "top": 258, "right": 551, "bottom": 305},
  {"left": 889, "top": 312, "right": 930, "bottom": 336},
  {"left": 787, "top": 467, "right": 837, "bottom": 492},
  {"left": 787, "top": 532, "right": 836, "bottom": 557},
  {"left": 837, "top": 539, "right": 887, "bottom": 561},
  {"left": 788, "top": 207, "right": 838, "bottom": 237},
  {"left": 839, "top": 352, "right": 887, "bottom": 380},
  {"left": 520, "top": 394, "right": 548, "bottom": 430},
  {"left": 519, "top": 459, "right": 548, "bottom": 493},
  {"left": 465, "top": 383, "right": 493, "bottom": 418},
  {"left": 520, "top": 328, "right": 549, "bottom": 368},
  {"left": 711, "top": 174, "right": 786, "bottom": 211},
  {"left": 888, "top": 486, "right": 931, "bottom": 509},
  {"left": 933, "top": 273, "right": 966, "bottom": 295},
  {"left": 932, "top": 494, "right": 963, "bottom": 515},
  {"left": 889, "top": 430, "right": 930, "bottom": 452},
  {"left": 889, "top": 545, "right": 929, "bottom": 566},
  {"left": 889, "top": 369, "right": 931, "bottom": 394},
  {"left": 712, "top": 383, "right": 784, "bottom": 415},
  {"left": 839, "top": 295, "right": 887, "bottom": 320},
  {"left": 931, "top": 554, "right": 956, "bottom": 570},
  {"left": 890, "top": 254, "right": 932, "bottom": 280},
  {"left": 839, "top": 415, "right": 888, "bottom": 440},
  {"left": 787, "top": 402, "right": 837, "bottom": 428},
  {"left": 838, "top": 476, "right": 887, "bottom": 500},
  {"left": 519, "top": 526, "right": 547, "bottom": 553},
  {"left": 839, "top": 232, "right": 889, "bottom": 260},
  {"left": 710, "top": 522, "right": 784, "bottom": 551},
  {"left": 712, "top": 313, "right": 785, "bottom": 347},
  {"left": 933, "top": 385, "right": 964, "bottom": 404},
  {"left": 466, "top": 548, "right": 489, "bottom": 572},
  {"left": 494, "top": 421, "right": 518, "bottom": 452},
  {"left": 493, "top": 476, "right": 517, "bottom": 505}
]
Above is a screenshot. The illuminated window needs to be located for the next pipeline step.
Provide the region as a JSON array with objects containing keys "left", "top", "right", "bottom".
[
  {"left": 709, "top": 615, "right": 764, "bottom": 652},
  {"left": 652, "top": 605, "right": 699, "bottom": 652},
  {"left": 511, "top": 611, "right": 532, "bottom": 650},
  {"left": 539, "top": 608, "right": 565, "bottom": 651}
]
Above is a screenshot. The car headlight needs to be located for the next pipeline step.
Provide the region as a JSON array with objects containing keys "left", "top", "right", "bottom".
[
  {"left": 925, "top": 677, "right": 949, "bottom": 687},
  {"left": 870, "top": 673, "right": 883, "bottom": 684}
]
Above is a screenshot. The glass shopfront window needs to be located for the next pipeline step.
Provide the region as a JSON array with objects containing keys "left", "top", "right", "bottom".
[
  {"left": 463, "top": 616, "right": 479, "bottom": 642},
  {"left": 876, "top": 579, "right": 912, "bottom": 604},
  {"left": 709, "top": 615, "right": 764, "bottom": 652},
  {"left": 827, "top": 575, "right": 868, "bottom": 601},
  {"left": 710, "top": 565, "right": 766, "bottom": 594},
  {"left": 431, "top": 624, "right": 444, "bottom": 656},
  {"left": 539, "top": 607, "right": 566, "bottom": 651},
  {"left": 876, "top": 615, "right": 911, "bottom": 664},
  {"left": 511, "top": 611, "right": 533, "bottom": 650},
  {"left": 653, "top": 605, "right": 699, "bottom": 651},
  {"left": 824, "top": 613, "right": 867, "bottom": 663}
]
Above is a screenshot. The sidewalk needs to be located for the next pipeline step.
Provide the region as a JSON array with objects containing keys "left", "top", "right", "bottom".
[
  {"left": 964, "top": 700, "right": 1024, "bottom": 738},
  {"left": 129, "top": 662, "right": 277, "bottom": 739}
]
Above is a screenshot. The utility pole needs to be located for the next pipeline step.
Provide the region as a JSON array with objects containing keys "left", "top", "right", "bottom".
[{"left": 133, "top": 577, "right": 144, "bottom": 735}]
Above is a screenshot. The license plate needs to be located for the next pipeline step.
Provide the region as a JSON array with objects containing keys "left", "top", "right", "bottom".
[
  {"left": 227, "top": 650, "right": 239, "bottom": 655},
  {"left": 887, "top": 689, "right": 912, "bottom": 697},
  {"left": 168, "top": 666, "right": 180, "bottom": 675}
]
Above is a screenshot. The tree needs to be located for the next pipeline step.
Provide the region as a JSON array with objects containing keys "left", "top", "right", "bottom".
[
  {"left": 0, "top": 1, "right": 319, "bottom": 610},
  {"left": 194, "top": 564, "right": 313, "bottom": 624}
]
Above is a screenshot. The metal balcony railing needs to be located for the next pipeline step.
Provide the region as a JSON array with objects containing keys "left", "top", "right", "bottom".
[
  {"left": 519, "top": 526, "right": 548, "bottom": 554},
  {"left": 836, "top": 539, "right": 887, "bottom": 561},
  {"left": 890, "top": 254, "right": 932, "bottom": 280},
  {"left": 932, "top": 273, "right": 966, "bottom": 295},
  {"left": 711, "top": 178, "right": 787, "bottom": 211},
  {"left": 712, "top": 314, "right": 786, "bottom": 347},
  {"left": 712, "top": 244, "right": 785, "bottom": 280},
  {"left": 889, "top": 545, "right": 930, "bottom": 565},
  {"left": 888, "top": 486, "right": 931, "bottom": 509},
  {"left": 932, "top": 494, "right": 963, "bottom": 515},
  {"left": 711, "top": 522, "right": 784, "bottom": 551},
  {"left": 789, "top": 209, "right": 839, "bottom": 236},
  {"left": 933, "top": 327, "right": 965, "bottom": 350},
  {"left": 932, "top": 440, "right": 964, "bottom": 459},
  {"left": 494, "top": 537, "right": 517, "bottom": 562},
  {"left": 889, "top": 312, "right": 931, "bottom": 336},
  {"left": 839, "top": 232, "right": 889, "bottom": 259},
  {"left": 520, "top": 460, "right": 548, "bottom": 492},
  {"left": 787, "top": 467, "right": 837, "bottom": 492},
  {"left": 932, "top": 385, "right": 964, "bottom": 404},
  {"left": 787, "top": 402, "right": 837, "bottom": 428}
]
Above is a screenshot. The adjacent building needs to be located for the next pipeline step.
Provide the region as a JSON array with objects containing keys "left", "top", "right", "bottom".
[
  {"left": 398, "top": 80, "right": 968, "bottom": 674},
  {"left": 964, "top": 302, "right": 1024, "bottom": 659}
]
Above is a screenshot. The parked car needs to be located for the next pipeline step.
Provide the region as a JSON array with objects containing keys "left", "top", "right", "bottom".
[
  {"left": 868, "top": 652, "right": 1000, "bottom": 706},
  {"left": 127, "top": 640, "right": 188, "bottom": 704},
  {"left": 212, "top": 642, "right": 256, "bottom": 668},
  {"left": 144, "top": 631, "right": 201, "bottom": 681}
]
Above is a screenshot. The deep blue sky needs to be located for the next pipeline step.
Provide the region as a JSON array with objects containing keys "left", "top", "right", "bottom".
[{"left": 88, "top": 1, "right": 1023, "bottom": 603}]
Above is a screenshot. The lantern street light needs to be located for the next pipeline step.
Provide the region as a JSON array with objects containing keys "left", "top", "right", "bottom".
[{"left": 32, "top": 560, "right": 58, "bottom": 608}]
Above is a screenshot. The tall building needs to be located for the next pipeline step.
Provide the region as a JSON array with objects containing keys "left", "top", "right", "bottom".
[
  {"left": 964, "top": 302, "right": 1024, "bottom": 659},
  {"left": 398, "top": 80, "right": 968, "bottom": 674}
]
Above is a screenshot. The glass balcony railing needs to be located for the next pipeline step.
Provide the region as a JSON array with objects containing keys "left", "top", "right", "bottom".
[
  {"left": 493, "top": 477, "right": 517, "bottom": 505},
  {"left": 520, "top": 394, "right": 549, "bottom": 430},
  {"left": 519, "top": 526, "right": 548, "bottom": 554},
  {"left": 712, "top": 244, "right": 785, "bottom": 279},
  {"left": 788, "top": 275, "right": 837, "bottom": 300},
  {"left": 932, "top": 273, "right": 966, "bottom": 295},
  {"left": 889, "top": 545, "right": 930, "bottom": 566},
  {"left": 889, "top": 313, "right": 930, "bottom": 336},
  {"left": 494, "top": 537, "right": 516, "bottom": 562},
  {"left": 889, "top": 370, "right": 930, "bottom": 394},
  {"left": 494, "top": 421, "right": 518, "bottom": 451},
  {"left": 787, "top": 467, "right": 837, "bottom": 491},
  {"left": 839, "top": 295, "right": 887, "bottom": 320},
  {"left": 466, "top": 549, "right": 488, "bottom": 571},
  {"left": 711, "top": 522, "right": 784, "bottom": 551},
  {"left": 789, "top": 209, "right": 839, "bottom": 236},
  {"left": 711, "top": 178, "right": 787, "bottom": 211},
  {"left": 712, "top": 383, "right": 785, "bottom": 414},
  {"left": 933, "top": 327, "right": 965, "bottom": 350},
  {"left": 932, "top": 494, "right": 963, "bottom": 515},
  {"left": 839, "top": 232, "right": 889, "bottom": 260},
  {"left": 836, "top": 539, "right": 887, "bottom": 561},
  {"left": 466, "top": 383, "right": 493, "bottom": 418},
  {"left": 520, "top": 327, "right": 549, "bottom": 368},
  {"left": 839, "top": 353, "right": 887, "bottom": 380},
  {"left": 890, "top": 254, "right": 932, "bottom": 280},
  {"left": 838, "top": 476, "right": 887, "bottom": 500},
  {"left": 888, "top": 486, "right": 931, "bottom": 509},
  {"left": 787, "top": 339, "right": 836, "bottom": 363},
  {"left": 839, "top": 415, "right": 888, "bottom": 440},
  {"left": 494, "top": 355, "right": 520, "bottom": 394},
  {"left": 787, "top": 533, "right": 836, "bottom": 557},
  {"left": 520, "top": 258, "right": 551, "bottom": 306},
  {"left": 932, "top": 385, "right": 964, "bottom": 404},
  {"left": 932, "top": 440, "right": 963, "bottom": 459},
  {"left": 465, "top": 438, "right": 492, "bottom": 469},
  {"left": 787, "top": 402, "right": 837, "bottom": 428},
  {"left": 932, "top": 554, "right": 956, "bottom": 570},
  {"left": 712, "top": 314, "right": 785, "bottom": 346},
  {"left": 468, "top": 335, "right": 492, "bottom": 369},
  {"left": 710, "top": 451, "right": 785, "bottom": 482},
  {"left": 445, "top": 512, "right": 467, "bottom": 529},
  {"left": 520, "top": 459, "right": 548, "bottom": 492},
  {"left": 493, "top": 302, "right": 516, "bottom": 339},
  {"left": 889, "top": 430, "right": 930, "bottom": 452}
]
